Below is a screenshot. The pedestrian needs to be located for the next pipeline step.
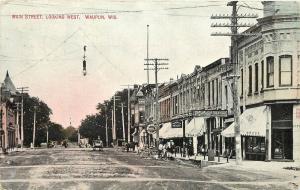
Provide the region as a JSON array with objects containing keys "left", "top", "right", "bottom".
[{"left": 158, "top": 143, "right": 163, "bottom": 158}]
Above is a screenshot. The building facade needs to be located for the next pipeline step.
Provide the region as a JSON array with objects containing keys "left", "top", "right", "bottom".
[
  {"left": 222, "top": 1, "right": 300, "bottom": 161},
  {"left": 0, "top": 72, "right": 19, "bottom": 152}
]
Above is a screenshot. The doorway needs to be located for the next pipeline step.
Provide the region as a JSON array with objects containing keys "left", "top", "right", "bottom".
[{"left": 272, "top": 129, "right": 293, "bottom": 159}]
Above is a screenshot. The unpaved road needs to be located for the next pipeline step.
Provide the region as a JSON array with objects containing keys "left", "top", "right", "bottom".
[{"left": 0, "top": 148, "right": 297, "bottom": 190}]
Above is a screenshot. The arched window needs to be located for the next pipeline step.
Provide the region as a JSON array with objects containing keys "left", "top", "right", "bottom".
[{"left": 279, "top": 55, "right": 292, "bottom": 86}]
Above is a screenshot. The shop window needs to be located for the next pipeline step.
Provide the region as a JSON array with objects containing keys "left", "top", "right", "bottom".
[
  {"left": 245, "top": 137, "right": 266, "bottom": 153},
  {"left": 279, "top": 55, "right": 292, "bottom": 86},
  {"left": 255, "top": 63, "right": 258, "bottom": 93},
  {"left": 248, "top": 65, "right": 252, "bottom": 95},
  {"left": 267, "top": 56, "right": 274, "bottom": 87}
]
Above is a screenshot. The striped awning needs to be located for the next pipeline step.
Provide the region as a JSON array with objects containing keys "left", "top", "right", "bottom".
[
  {"left": 185, "top": 117, "right": 205, "bottom": 137},
  {"left": 221, "top": 106, "right": 267, "bottom": 137},
  {"left": 159, "top": 122, "right": 183, "bottom": 139}
]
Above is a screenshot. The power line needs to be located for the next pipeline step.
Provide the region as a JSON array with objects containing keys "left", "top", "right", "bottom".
[
  {"left": 79, "top": 28, "right": 133, "bottom": 81},
  {"left": 11, "top": 28, "right": 81, "bottom": 78}
]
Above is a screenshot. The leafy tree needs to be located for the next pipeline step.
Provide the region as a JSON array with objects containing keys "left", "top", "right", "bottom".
[
  {"left": 48, "top": 122, "right": 65, "bottom": 142},
  {"left": 23, "top": 95, "right": 52, "bottom": 146},
  {"left": 95, "top": 88, "right": 133, "bottom": 144},
  {"left": 79, "top": 114, "right": 107, "bottom": 145},
  {"left": 64, "top": 126, "right": 78, "bottom": 142}
]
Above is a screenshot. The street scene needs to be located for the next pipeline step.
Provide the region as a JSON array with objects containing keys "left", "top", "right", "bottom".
[{"left": 1, "top": 0, "right": 300, "bottom": 190}]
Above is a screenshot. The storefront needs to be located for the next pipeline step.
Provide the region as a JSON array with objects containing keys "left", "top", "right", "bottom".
[
  {"left": 222, "top": 106, "right": 268, "bottom": 160},
  {"left": 185, "top": 117, "right": 205, "bottom": 155},
  {"left": 271, "top": 104, "right": 293, "bottom": 160}
]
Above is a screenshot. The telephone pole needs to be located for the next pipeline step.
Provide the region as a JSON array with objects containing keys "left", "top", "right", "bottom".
[
  {"left": 121, "top": 103, "right": 125, "bottom": 141},
  {"left": 112, "top": 95, "right": 121, "bottom": 145},
  {"left": 15, "top": 103, "right": 21, "bottom": 145},
  {"left": 111, "top": 109, "right": 114, "bottom": 145},
  {"left": 32, "top": 105, "right": 37, "bottom": 148},
  {"left": 146, "top": 25, "right": 150, "bottom": 84},
  {"left": 120, "top": 84, "right": 134, "bottom": 143},
  {"left": 16, "top": 87, "right": 29, "bottom": 149},
  {"left": 211, "top": 1, "right": 258, "bottom": 165},
  {"left": 144, "top": 58, "right": 169, "bottom": 147}
]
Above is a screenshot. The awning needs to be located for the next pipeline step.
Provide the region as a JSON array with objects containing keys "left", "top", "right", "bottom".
[
  {"left": 159, "top": 122, "right": 183, "bottom": 139},
  {"left": 221, "top": 106, "right": 267, "bottom": 137},
  {"left": 185, "top": 117, "right": 205, "bottom": 137}
]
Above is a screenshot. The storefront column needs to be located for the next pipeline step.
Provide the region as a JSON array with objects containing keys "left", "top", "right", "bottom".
[
  {"left": 265, "top": 106, "right": 272, "bottom": 161},
  {"left": 293, "top": 105, "right": 300, "bottom": 161},
  {"left": 221, "top": 135, "right": 225, "bottom": 155},
  {"left": 193, "top": 136, "right": 198, "bottom": 155},
  {"left": 242, "top": 136, "right": 245, "bottom": 159}
]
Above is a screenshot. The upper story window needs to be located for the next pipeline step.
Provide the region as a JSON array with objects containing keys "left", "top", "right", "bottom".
[
  {"left": 267, "top": 56, "right": 274, "bottom": 87},
  {"left": 212, "top": 80, "right": 215, "bottom": 105},
  {"left": 248, "top": 65, "right": 252, "bottom": 95},
  {"left": 240, "top": 69, "right": 243, "bottom": 96},
  {"left": 225, "top": 85, "right": 228, "bottom": 109},
  {"left": 279, "top": 55, "right": 292, "bottom": 86},
  {"left": 208, "top": 82, "right": 211, "bottom": 106},
  {"left": 255, "top": 63, "right": 258, "bottom": 93},
  {"left": 261, "top": 61, "right": 264, "bottom": 91}
]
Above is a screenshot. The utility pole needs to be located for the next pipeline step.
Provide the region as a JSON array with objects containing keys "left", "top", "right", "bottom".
[
  {"left": 120, "top": 85, "right": 134, "bottom": 143},
  {"left": 46, "top": 125, "right": 49, "bottom": 147},
  {"left": 112, "top": 95, "right": 121, "bottom": 145},
  {"left": 16, "top": 87, "right": 29, "bottom": 149},
  {"left": 113, "top": 95, "right": 116, "bottom": 144},
  {"left": 127, "top": 86, "right": 131, "bottom": 143},
  {"left": 146, "top": 25, "right": 150, "bottom": 84},
  {"left": 211, "top": 1, "right": 258, "bottom": 165},
  {"left": 15, "top": 103, "right": 21, "bottom": 145},
  {"left": 32, "top": 105, "right": 37, "bottom": 148},
  {"left": 121, "top": 103, "right": 125, "bottom": 141},
  {"left": 144, "top": 58, "right": 169, "bottom": 147},
  {"left": 104, "top": 101, "right": 109, "bottom": 147},
  {"left": 111, "top": 109, "right": 114, "bottom": 146}
]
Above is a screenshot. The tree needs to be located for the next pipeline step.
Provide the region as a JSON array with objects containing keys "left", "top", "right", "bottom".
[
  {"left": 79, "top": 114, "right": 106, "bottom": 145},
  {"left": 23, "top": 95, "right": 52, "bottom": 146},
  {"left": 95, "top": 88, "right": 133, "bottom": 144},
  {"left": 48, "top": 122, "right": 65, "bottom": 142},
  {"left": 64, "top": 126, "right": 77, "bottom": 142}
]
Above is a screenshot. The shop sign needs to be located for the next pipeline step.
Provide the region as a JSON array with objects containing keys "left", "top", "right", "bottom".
[
  {"left": 245, "top": 131, "right": 260, "bottom": 136},
  {"left": 147, "top": 125, "right": 156, "bottom": 134},
  {"left": 171, "top": 121, "right": 182, "bottom": 128},
  {"left": 192, "top": 110, "right": 228, "bottom": 117}
]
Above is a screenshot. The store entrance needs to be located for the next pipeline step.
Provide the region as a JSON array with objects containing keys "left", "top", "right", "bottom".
[{"left": 272, "top": 129, "right": 293, "bottom": 160}]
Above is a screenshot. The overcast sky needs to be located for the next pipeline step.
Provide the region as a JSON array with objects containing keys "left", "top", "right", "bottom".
[{"left": 0, "top": 0, "right": 262, "bottom": 128}]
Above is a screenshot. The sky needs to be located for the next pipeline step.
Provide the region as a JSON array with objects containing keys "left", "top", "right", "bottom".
[{"left": 0, "top": 0, "right": 263, "bottom": 128}]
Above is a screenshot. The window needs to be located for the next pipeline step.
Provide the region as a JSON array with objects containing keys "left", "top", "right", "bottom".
[
  {"left": 212, "top": 80, "right": 215, "bottom": 105},
  {"left": 279, "top": 55, "right": 292, "bottom": 86},
  {"left": 255, "top": 63, "right": 258, "bottom": 92},
  {"left": 208, "top": 82, "right": 211, "bottom": 106},
  {"left": 248, "top": 65, "right": 252, "bottom": 95},
  {"left": 261, "top": 61, "right": 264, "bottom": 91},
  {"left": 241, "top": 69, "right": 243, "bottom": 96},
  {"left": 225, "top": 85, "right": 228, "bottom": 109},
  {"left": 267, "top": 56, "right": 274, "bottom": 87},
  {"left": 216, "top": 78, "right": 218, "bottom": 105}
]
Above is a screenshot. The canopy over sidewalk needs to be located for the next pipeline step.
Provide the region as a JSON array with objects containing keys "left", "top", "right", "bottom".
[{"left": 221, "top": 106, "right": 268, "bottom": 137}]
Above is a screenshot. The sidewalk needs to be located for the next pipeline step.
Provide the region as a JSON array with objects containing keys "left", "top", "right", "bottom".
[{"left": 0, "top": 147, "right": 30, "bottom": 158}]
